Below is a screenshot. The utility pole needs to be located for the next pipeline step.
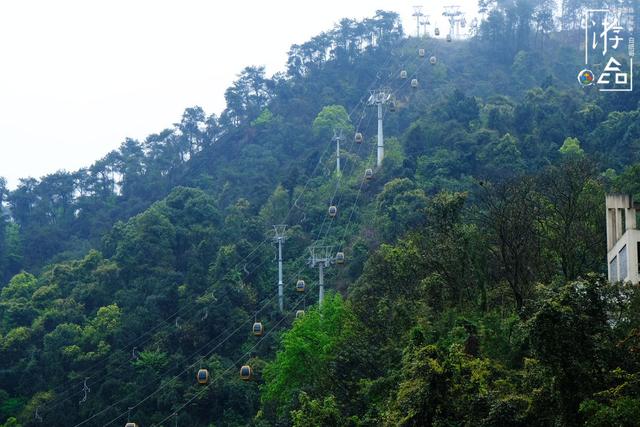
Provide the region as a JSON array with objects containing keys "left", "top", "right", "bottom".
[
  {"left": 273, "top": 225, "right": 287, "bottom": 313},
  {"left": 308, "top": 244, "right": 334, "bottom": 306},
  {"left": 420, "top": 15, "right": 431, "bottom": 37},
  {"left": 443, "top": 5, "right": 464, "bottom": 39},
  {"left": 412, "top": 5, "right": 424, "bottom": 37},
  {"left": 332, "top": 129, "right": 344, "bottom": 176},
  {"left": 368, "top": 89, "right": 391, "bottom": 167}
]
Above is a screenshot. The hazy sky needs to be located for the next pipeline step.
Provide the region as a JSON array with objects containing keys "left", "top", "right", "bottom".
[{"left": 0, "top": 0, "right": 478, "bottom": 189}]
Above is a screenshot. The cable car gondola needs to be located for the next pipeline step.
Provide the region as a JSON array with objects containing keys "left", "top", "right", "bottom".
[
  {"left": 295, "top": 310, "right": 305, "bottom": 319},
  {"left": 125, "top": 423, "right": 138, "bottom": 427},
  {"left": 328, "top": 205, "right": 337, "bottom": 217},
  {"left": 411, "top": 79, "right": 419, "bottom": 89},
  {"left": 400, "top": 70, "right": 408, "bottom": 79},
  {"left": 418, "top": 48, "right": 425, "bottom": 57},
  {"left": 335, "top": 252, "right": 345, "bottom": 264},
  {"left": 389, "top": 100, "right": 396, "bottom": 112},
  {"left": 354, "top": 132, "right": 364, "bottom": 143},
  {"left": 429, "top": 56, "right": 437, "bottom": 65},
  {"left": 434, "top": 27, "right": 440, "bottom": 36},
  {"left": 252, "top": 322, "right": 264, "bottom": 336},
  {"left": 240, "top": 365, "right": 252, "bottom": 381},
  {"left": 364, "top": 168, "right": 373, "bottom": 180},
  {"left": 197, "top": 368, "right": 209, "bottom": 384},
  {"left": 446, "top": 34, "right": 452, "bottom": 42},
  {"left": 296, "top": 279, "right": 306, "bottom": 292}
]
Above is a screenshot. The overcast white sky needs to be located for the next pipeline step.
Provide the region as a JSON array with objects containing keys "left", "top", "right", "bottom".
[{"left": 0, "top": 0, "right": 478, "bottom": 189}]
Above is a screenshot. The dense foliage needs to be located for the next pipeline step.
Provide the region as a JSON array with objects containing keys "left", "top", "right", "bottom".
[{"left": 1, "top": 2, "right": 640, "bottom": 426}]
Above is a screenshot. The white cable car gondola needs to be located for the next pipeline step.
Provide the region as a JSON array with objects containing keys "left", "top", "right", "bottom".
[
  {"left": 400, "top": 70, "right": 408, "bottom": 79},
  {"left": 296, "top": 279, "right": 306, "bottom": 292},
  {"left": 364, "top": 168, "right": 373, "bottom": 180},
  {"left": 446, "top": 34, "right": 452, "bottom": 42},
  {"left": 252, "top": 322, "right": 264, "bottom": 336},
  {"left": 335, "top": 252, "right": 345, "bottom": 264},
  {"left": 354, "top": 132, "right": 364, "bottom": 143},
  {"left": 434, "top": 27, "right": 440, "bottom": 36},
  {"left": 418, "top": 48, "right": 425, "bottom": 57},
  {"left": 429, "top": 56, "right": 437, "bottom": 65},
  {"left": 295, "top": 310, "right": 305, "bottom": 319},
  {"left": 411, "top": 78, "right": 419, "bottom": 89},
  {"left": 328, "top": 205, "right": 337, "bottom": 217}
]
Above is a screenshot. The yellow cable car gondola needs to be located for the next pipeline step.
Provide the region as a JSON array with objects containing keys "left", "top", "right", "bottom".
[
  {"left": 252, "top": 322, "right": 264, "bottom": 336},
  {"left": 296, "top": 279, "right": 306, "bottom": 292},
  {"left": 240, "top": 365, "right": 252, "bottom": 381},
  {"left": 336, "top": 252, "right": 345, "bottom": 264},
  {"left": 197, "top": 368, "right": 209, "bottom": 384}
]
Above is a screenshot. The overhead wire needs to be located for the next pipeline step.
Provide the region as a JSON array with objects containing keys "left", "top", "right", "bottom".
[{"left": 57, "top": 34, "right": 416, "bottom": 425}]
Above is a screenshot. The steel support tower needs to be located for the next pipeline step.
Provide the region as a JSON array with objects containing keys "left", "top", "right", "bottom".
[
  {"left": 308, "top": 244, "right": 334, "bottom": 306},
  {"left": 368, "top": 89, "right": 391, "bottom": 167},
  {"left": 412, "top": 6, "right": 424, "bottom": 37},
  {"left": 332, "top": 129, "right": 344, "bottom": 176},
  {"left": 273, "top": 225, "right": 287, "bottom": 312}
]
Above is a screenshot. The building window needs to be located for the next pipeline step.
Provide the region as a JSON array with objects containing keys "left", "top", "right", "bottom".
[
  {"left": 610, "top": 256, "right": 618, "bottom": 282},
  {"left": 619, "top": 245, "right": 628, "bottom": 280}
]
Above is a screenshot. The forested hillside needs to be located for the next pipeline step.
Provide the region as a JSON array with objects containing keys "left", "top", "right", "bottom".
[{"left": 2, "top": 2, "right": 640, "bottom": 426}]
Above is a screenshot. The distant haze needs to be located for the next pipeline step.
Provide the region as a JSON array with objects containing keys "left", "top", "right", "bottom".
[{"left": 0, "top": 0, "right": 477, "bottom": 189}]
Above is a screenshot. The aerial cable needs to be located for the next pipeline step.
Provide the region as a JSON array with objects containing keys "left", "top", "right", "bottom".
[
  {"left": 37, "top": 237, "right": 274, "bottom": 413},
  {"left": 151, "top": 293, "right": 308, "bottom": 427},
  {"left": 100, "top": 289, "right": 309, "bottom": 427},
  {"left": 51, "top": 38, "right": 403, "bottom": 422},
  {"left": 74, "top": 290, "right": 281, "bottom": 427}
]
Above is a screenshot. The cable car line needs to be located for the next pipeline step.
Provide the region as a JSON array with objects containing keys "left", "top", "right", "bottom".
[
  {"left": 56, "top": 36, "right": 408, "bottom": 425},
  {"left": 151, "top": 294, "right": 308, "bottom": 427}
]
